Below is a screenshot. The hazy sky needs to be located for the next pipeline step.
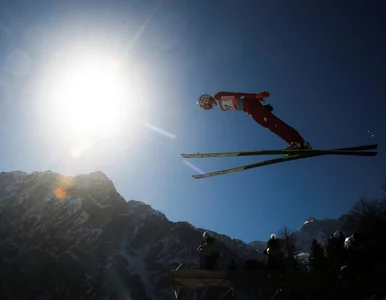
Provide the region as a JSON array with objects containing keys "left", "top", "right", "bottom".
[{"left": 0, "top": 0, "right": 385, "bottom": 242}]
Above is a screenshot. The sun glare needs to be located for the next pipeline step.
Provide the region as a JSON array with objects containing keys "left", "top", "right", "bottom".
[
  {"left": 55, "top": 58, "right": 128, "bottom": 139},
  {"left": 38, "top": 49, "right": 149, "bottom": 160}
]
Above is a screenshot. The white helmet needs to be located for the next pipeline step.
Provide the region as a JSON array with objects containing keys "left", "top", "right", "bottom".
[
  {"left": 344, "top": 236, "right": 352, "bottom": 249},
  {"left": 203, "top": 231, "right": 211, "bottom": 239},
  {"left": 270, "top": 233, "right": 277, "bottom": 239},
  {"left": 197, "top": 94, "right": 214, "bottom": 110}
]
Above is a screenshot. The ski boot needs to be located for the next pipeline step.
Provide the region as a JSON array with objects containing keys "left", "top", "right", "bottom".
[{"left": 285, "top": 141, "right": 312, "bottom": 150}]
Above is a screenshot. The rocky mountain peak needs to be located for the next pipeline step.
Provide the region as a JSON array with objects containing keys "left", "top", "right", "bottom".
[
  {"left": 303, "top": 216, "right": 317, "bottom": 225},
  {"left": 0, "top": 169, "right": 366, "bottom": 299}
]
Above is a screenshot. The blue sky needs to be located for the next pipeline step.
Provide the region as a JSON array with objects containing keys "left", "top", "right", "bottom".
[{"left": 0, "top": 0, "right": 385, "bottom": 243}]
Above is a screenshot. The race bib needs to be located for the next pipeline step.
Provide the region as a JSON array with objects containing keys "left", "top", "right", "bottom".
[{"left": 217, "top": 96, "right": 236, "bottom": 111}]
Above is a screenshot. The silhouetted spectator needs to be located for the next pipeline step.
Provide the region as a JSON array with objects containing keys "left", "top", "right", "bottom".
[
  {"left": 198, "top": 231, "right": 220, "bottom": 270},
  {"left": 264, "top": 233, "right": 285, "bottom": 270}
]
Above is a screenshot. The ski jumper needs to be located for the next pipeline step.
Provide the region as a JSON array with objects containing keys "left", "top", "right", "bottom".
[{"left": 213, "top": 91, "right": 306, "bottom": 145}]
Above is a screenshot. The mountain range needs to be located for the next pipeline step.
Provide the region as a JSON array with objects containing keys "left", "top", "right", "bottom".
[{"left": 0, "top": 170, "right": 356, "bottom": 299}]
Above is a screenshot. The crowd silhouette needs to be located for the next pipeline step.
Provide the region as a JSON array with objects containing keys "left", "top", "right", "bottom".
[{"left": 196, "top": 187, "right": 386, "bottom": 299}]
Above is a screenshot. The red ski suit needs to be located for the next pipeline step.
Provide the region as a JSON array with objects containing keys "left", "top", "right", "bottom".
[{"left": 213, "top": 91, "right": 305, "bottom": 144}]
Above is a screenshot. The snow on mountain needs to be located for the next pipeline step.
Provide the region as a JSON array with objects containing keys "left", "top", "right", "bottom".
[
  {"left": 248, "top": 216, "right": 348, "bottom": 255},
  {"left": 295, "top": 216, "right": 345, "bottom": 252},
  {"left": 0, "top": 170, "right": 265, "bottom": 300},
  {"left": 0, "top": 170, "right": 357, "bottom": 299}
]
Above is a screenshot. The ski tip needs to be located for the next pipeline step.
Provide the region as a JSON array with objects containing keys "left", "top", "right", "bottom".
[
  {"left": 361, "top": 143, "right": 378, "bottom": 150},
  {"left": 363, "top": 143, "right": 378, "bottom": 150}
]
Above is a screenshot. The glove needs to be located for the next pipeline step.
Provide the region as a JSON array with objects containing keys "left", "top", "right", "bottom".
[
  {"left": 264, "top": 104, "right": 273, "bottom": 112},
  {"left": 256, "top": 91, "right": 270, "bottom": 98}
]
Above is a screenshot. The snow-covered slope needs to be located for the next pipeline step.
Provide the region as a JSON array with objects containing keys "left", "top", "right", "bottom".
[
  {"left": 0, "top": 170, "right": 265, "bottom": 300},
  {"left": 295, "top": 216, "right": 346, "bottom": 252}
]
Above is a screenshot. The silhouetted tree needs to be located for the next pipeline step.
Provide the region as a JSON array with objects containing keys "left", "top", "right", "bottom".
[
  {"left": 324, "top": 232, "right": 345, "bottom": 272},
  {"left": 309, "top": 239, "right": 327, "bottom": 271},
  {"left": 346, "top": 195, "right": 386, "bottom": 270},
  {"left": 278, "top": 226, "right": 300, "bottom": 270}
]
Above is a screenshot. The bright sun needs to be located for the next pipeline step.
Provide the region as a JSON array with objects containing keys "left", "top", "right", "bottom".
[
  {"left": 39, "top": 49, "right": 149, "bottom": 159},
  {"left": 53, "top": 56, "right": 128, "bottom": 139}
]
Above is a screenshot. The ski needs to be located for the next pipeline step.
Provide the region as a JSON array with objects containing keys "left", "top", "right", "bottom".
[
  {"left": 181, "top": 144, "right": 378, "bottom": 159},
  {"left": 189, "top": 144, "right": 378, "bottom": 179}
]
